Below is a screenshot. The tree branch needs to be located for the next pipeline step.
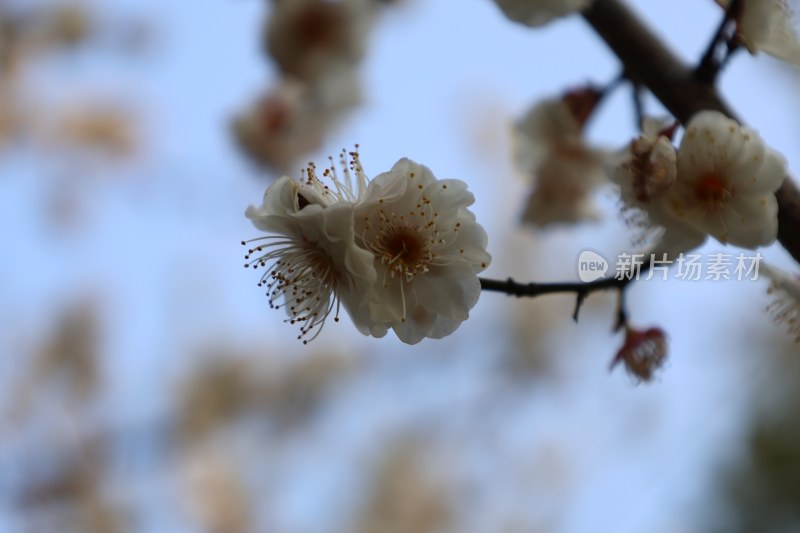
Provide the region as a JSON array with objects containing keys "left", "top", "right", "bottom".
[
  {"left": 479, "top": 261, "right": 647, "bottom": 324},
  {"left": 582, "top": 0, "right": 800, "bottom": 265}
]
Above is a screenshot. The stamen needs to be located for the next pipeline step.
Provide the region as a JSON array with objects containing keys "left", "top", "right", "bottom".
[{"left": 242, "top": 234, "right": 340, "bottom": 342}]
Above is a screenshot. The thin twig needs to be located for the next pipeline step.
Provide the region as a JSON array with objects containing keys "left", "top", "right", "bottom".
[
  {"left": 695, "top": 0, "right": 743, "bottom": 83},
  {"left": 479, "top": 260, "right": 651, "bottom": 323},
  {"left": 631, "top": 81, "right": 644, "bottom": 131}
]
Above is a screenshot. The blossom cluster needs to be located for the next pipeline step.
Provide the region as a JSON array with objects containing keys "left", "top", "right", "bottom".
[
  {"left": 242, "top": 150, "right": 491, "bottom": 344},
  {"left": 608, "top": 110, "right": 787, "bottom": 256}
]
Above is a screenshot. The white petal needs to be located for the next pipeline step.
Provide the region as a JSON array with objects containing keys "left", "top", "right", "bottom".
[
  {"left": 721, "top": 195, "right": 779, "bottom": 248},
  {"left": 413, "top": 269, "right": 478, "bottom": 322},
  {"left": 678, "top": 111, "right": 742, "bottom": 180},
  {"left": 352, "top": 159, "right": 489, "bottom": 342},
  {"left": 733, "top": 148, "right": 787, "bottom": 195},
  {"left": 742, "top": 0, "right": 800, "bottom": 64},
  {"left": 649, "top": 225, "right": 707, "bottom": 260}
]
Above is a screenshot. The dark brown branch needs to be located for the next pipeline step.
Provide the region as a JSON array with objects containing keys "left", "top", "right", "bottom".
[
  {"left": 479, "top": 260, "right": 649, "bottom": 323},
  {"left": 479, "top": 276, "right": 611, "bottom": 322},
  {"left": 479, "top": 276, "right": 626, "bottom": 299},
  {"left": 582, "top": 0, "right": 800, "bottom": 265}
]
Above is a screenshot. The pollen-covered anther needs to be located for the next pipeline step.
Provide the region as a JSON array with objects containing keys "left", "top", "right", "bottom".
[
  {"left": 372, "top": 219, "right": 435, "bottom": 281},
  {"left": 241, "top": 231, "right": 343, "bottom": 342}
]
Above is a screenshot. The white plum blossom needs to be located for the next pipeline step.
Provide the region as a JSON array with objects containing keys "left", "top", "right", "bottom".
[
  {"left": 242, "top": 161, "right": 376, "bottom": 343},
  {"left": 243, "top": 150, "right": 491, "bottom": 345},
  {"left": 761, "top": 263, "right": 800, "bottom": 342},
  {"left": 609, "top": 112, "right": 789, "bottom": 255},
  {"left": 665, "top": 110, "right": 786, "bottom": 249},
  {"left": 513, "top": 92, "right": 609, "bottom": 228},
  {"left": 353, "top": 158, "right": 491, "bottom": 344},
  {"left": 491, "top": 0, "right": 591, "bottom": 27},
  {"left": 716, "top": 0, "right": 800, "bottom": 65},
  {"left": 607, "top": 117, "right": 707, "bottom": 257}
]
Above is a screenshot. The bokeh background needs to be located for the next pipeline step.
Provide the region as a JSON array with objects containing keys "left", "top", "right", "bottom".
[{"left": 1, "top": 0, "right": 799, "bottom": 532}]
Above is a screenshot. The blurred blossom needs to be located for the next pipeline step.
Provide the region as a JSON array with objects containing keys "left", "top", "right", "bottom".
[
  {"left": 354, "top": 441, "right": 452, "bottom": 533},
  {"left": 0, "top": 9, "right": 31, "bottom": 77},
  {"left": 513, "top": 89, "right": 610, "bottom": 228},
  {"left": 232, "top": 0, "right": 397, "bottom": 172},
  {"left": 15, "top": 436, "right": 123, "bottom": 533},
  {"left": 35, "top": 302, "right": 100, "bottom": 401},
  {"left": 178, "top": 349, "right": 356, "bottom": 439},
  {"left": 38, "top": 3, "right": 92, "bottom": 49},
  {"left": 251, "top": 349, "right": 356, "bottom": 425},
  {"left": 0, "top": 86, "right": 22, "bottom": 149},
  {"left": 0, "top": 97, "right": 140, "bottom": 160},
  {"left": 178, "top": 357, "right": 255, "bottom": 439},
  {"left": 0, "top": 2, "right": 92, "bottom": 73},
  {"left": 0, "top": 2, "right": 143, "bottom": 164},
  {"left": 181, "top": 447, "right": 253, "bottom": 533},
  {"left": 0, "top": 1, "right": 148, "bottom": 63},
  {"left": 8, "top": 301, "right": 101, "bottom": 421},
  {"left": 48, "top": 103, "right": 138, "bottom": 158},
  {"left": 263, "top": 0, "right": 373, "bottom": 83},
  {"left": 232, "top": 74, "right": 360, "bottom": 172}
]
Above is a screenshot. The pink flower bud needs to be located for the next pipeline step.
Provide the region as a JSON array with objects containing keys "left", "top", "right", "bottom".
[{"left": 610, "top": 326, "right": 668, "bottom": 383}]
